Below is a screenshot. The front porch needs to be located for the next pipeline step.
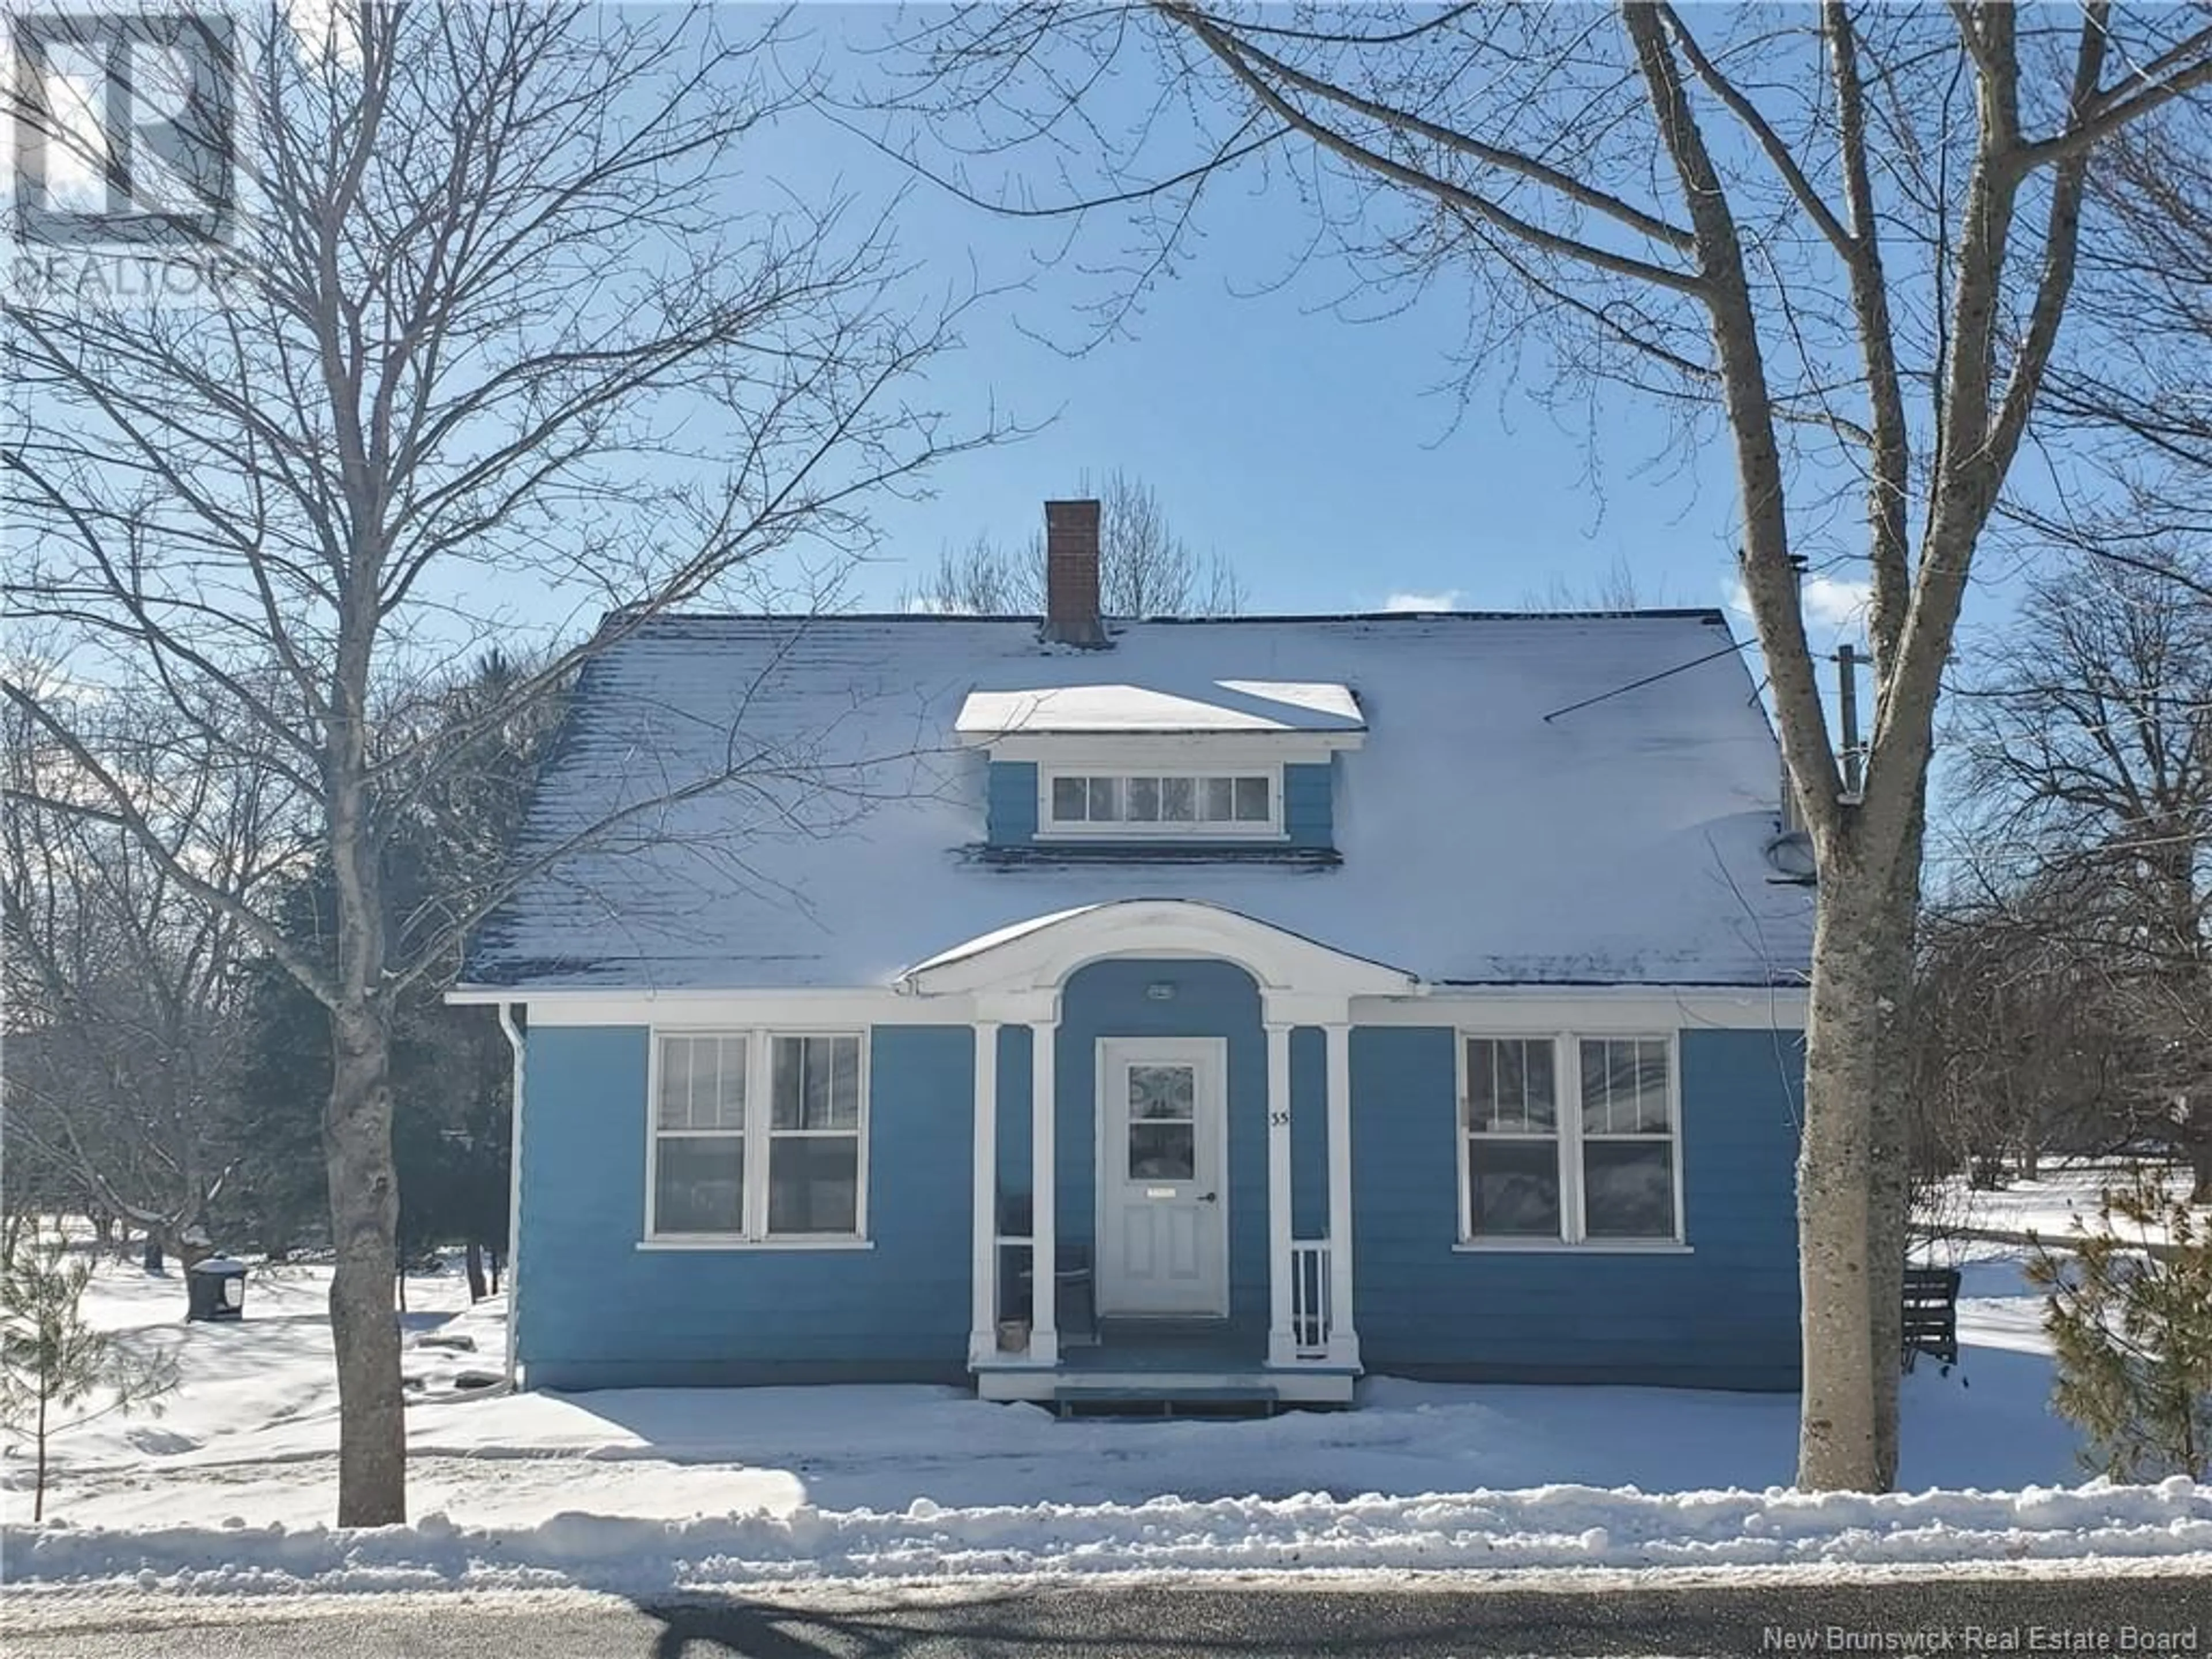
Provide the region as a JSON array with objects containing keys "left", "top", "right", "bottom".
[
  {"left": 895, "top": 899, "right": 1419, "bottom": 1411},
  {"left": 974, "top": 1313, "right": 1362, "bottom": 1411}
]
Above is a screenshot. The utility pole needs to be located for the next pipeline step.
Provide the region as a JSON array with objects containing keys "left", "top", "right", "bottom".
[{"left": 1836, "top": 643, "right": 1864, "bottom": 800}]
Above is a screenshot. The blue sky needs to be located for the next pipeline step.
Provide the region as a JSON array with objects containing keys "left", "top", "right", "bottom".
[{"left": 754, "top": 9, "right": 1874, "bottom": 645}]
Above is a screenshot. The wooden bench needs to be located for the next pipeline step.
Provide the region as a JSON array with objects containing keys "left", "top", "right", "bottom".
[{"left": 1902, "top": 1265, "right": 1961, "bottom": 1369}]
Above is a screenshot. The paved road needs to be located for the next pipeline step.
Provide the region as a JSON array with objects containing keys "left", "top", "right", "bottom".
[{"left": 10, "top": 1573, "right": 2209, "bottom": 1658}]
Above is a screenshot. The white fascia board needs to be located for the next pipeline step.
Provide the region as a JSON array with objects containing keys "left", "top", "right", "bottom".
[
  {"left": 452, "top": 982, "right": 1804, "bottom": 1032},
  {"left": 980, "top": 732, "right": 1362, "bottom": 766},
  {"left": 446, "top": 984, "right": 971, "bottom": 1028},
  {"left": 1350, "top": 984, "right": 1808, "bottom": 1032}
]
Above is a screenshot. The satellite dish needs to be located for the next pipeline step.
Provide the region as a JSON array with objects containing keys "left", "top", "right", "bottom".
[{"left": 1765, "top": 830, "right": 1818, "bottom": 884}]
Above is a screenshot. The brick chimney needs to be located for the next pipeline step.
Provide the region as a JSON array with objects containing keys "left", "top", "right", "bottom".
[{"left": 1041, "top": 498, "right": 1107, "bottom": 647}]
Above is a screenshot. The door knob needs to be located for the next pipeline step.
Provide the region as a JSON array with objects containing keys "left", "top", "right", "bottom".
[{"left": 1198, "top": 1191, "right": 1218, "bottom": 1203}]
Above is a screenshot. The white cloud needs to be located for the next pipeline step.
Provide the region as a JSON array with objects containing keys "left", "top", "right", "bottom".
[
  {"left": 1724, "top": 574, "right": 1872, "bottom": 639},
  {"left": 1381, "top": 589, "right": 1462, "bottom": 613},
  {"left": 1803, "top": 574, "right": 1873, "bottom": 632}
]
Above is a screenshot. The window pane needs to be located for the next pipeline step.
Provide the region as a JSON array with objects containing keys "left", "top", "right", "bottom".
[
  {"left": 774, "top": 1036, "right": 860, "bottom": 1130},
  {"left": 1466, "top": 1039, "right": 1497, "bottom": 1127},
  {"left": 1126, "top": 776, "right": 1161, "bottom": 821},
  {"left": 1233, "top": 775, "right": 1271, "bottom": 821},
  {"left": 655, "top": 1134, "right": 743, "bottom": 1233},
  {"left": 657, "top": 1037, "right": 695, "bottom": 1129},
  {"left": 1584, "top": 1141, "right": 1676, "bottom": 1238},
  {"left": 768, "top": 1135, "right": 858, "bottom": 1234},
  {"left": 1524, "top": 1041, "right": 1557, "bottom": 1127},
  {"left": 1634, "top": 1040, "right": 1671, "bottom": 1131},
  {"left": 1466, "top": 1138, "right": 1560, "bottom": 1237},
  {"left": 1160, "top": 777, "right": 1195, "bottom": 820},
  {"left": 1052, "top": 776, "right": 1088, "bottom": 821},
  {"left": 715, "top": 1037, "right": 747, "bottom": 1125},
  {"left": 1202, "top": 776, "right": 1235, "bottom": 821},
  {"left": 1469, "top": 1039, "right": 1555, "bottom": 1132},
  {"left": 830, "top": 1035, "right": 861, "bottom": 1126},
  {"left": 1087, "top": 775, "right": 1122, "bottom": 821},
  {"left": 1128, "top": 1123, "right": 1195, "bottom": 1180},
  {"left": 1580, "top": 1039, "right": 1669, "bottom": 1134},
  {"left": 1128, "top": 1063, "right": 1194, "bottom": 1121}
]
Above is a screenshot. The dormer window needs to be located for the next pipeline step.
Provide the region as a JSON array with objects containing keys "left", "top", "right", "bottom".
[
  {"left": 1045, "top": 770, "right": 1278, "bottom": 837},
  {"left": 955, "top": 677, "right": 1363, "bottom": 858}
]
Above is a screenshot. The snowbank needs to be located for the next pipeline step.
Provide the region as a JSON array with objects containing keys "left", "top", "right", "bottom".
[
  {"left": 9, "top": 1478, "right": 2209, "bottom": 1597},
  {"left": 10, "top": 1248, "right": 2206, "bottom": 1597}
]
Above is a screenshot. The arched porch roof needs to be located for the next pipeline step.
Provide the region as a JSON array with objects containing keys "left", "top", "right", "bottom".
[{"left": 895, "top": 897, "right": 1419, "bottom": 1007}]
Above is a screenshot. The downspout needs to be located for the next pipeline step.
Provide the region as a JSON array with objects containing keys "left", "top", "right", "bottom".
[{"left": 497, "top": 1001, "right": 525, "bottom": 1389}]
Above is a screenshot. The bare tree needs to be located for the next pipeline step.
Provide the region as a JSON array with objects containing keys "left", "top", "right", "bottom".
[
  {"left": 3, "top": 3, "right": 983, "bottom": 1524},
  {"left": 903, "top": 468, "right": 1244, "bottom": 615},
  {"left": 2030, "top": 112, "right": 2212, "bottom": 567},
  {"left": 1, "top": 667, "right": 289, "bottom": 1270},
  {"left": 1950, "top": 556, "right": 2212, "bottom": 1198},
  {"left": 870, "top": 3, "right": 2212, "bottom": 1488},
  {"left": 1910, "top": 887, "right": 2127, "bottom": 1195}
]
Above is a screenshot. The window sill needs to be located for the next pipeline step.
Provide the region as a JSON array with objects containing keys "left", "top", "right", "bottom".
[
  {"left": 1453, "top": 1240, "right": 1692, "bottom": 1255},
  {"left": 1032, "top": 829, "right": 1289, "bottom": 843},
  {"left": 636, "top": 1237, "right": 874, "bottom": 1252}
]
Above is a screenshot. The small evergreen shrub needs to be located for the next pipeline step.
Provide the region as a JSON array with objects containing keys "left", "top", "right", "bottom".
[
  {"left": 2027, "top": 1171, "right": 2212, "bottom": 1482},
  {"left": 1, "top": 1231, "right": 179, "bottom": 1521}
]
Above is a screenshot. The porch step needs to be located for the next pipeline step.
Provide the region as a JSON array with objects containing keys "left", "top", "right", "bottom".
[{"left": 1051, "top": 1381, "right": 1279, "bottom": 1419}]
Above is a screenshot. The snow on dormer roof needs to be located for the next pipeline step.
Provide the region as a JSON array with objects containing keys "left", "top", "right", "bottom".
[{"left": 955, "top": 679, "right": 1363, "bottom": 738}]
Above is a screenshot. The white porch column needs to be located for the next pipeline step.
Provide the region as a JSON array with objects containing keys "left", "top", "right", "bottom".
[
  {"left": 1029, "top": 1014, "right": 1059, "bottom": 1366},
  {"left": 1324, "top": 1020, "right": 1359, "bottom": 1367},
  {"left": 968, "top": 1021, "right": 1000, "bottom": 1367},
  {"left": 1265, "top": 1019, "right": 1297, "bottom": 1367}
]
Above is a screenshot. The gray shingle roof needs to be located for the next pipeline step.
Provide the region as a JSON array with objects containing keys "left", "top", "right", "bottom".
[{"left": 463, "top": 611, "right": 1815, "bottom": 992}]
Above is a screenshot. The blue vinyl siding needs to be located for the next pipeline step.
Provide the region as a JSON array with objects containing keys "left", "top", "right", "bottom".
[
  {"left": 987, "top": 760, "right": 1039, "bottom": 844},
  {"left": 1283, "top": 760, "right": 1335, "bottom": 849},
  {"left": 518, "top": 1002, "right": 1802, "bottom": 1391},
  {"left": 516, "top": 1024, "right": 974, "bottom": 1389},
  {"left": 1052, "top": 959, "right": 1269, "bottom": 1327},
  {"left": 1349, "top": 1025, "right": 1804, "bottom": 1389}
]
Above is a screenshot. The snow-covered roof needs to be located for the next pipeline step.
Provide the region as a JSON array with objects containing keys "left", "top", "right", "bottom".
[
  {"left": 463, "top": 612, "right": 1815, "bottom": 992},
  {"left": 955, "top": 679, "right": 1363, "bottom": 737}
]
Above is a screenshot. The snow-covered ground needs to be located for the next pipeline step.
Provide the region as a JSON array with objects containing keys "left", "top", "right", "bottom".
[
  {"left": 5, "top": 1248, "right": 2209, "bottom": 1596},
  {"left": 1923, "top": 1158, "right": 2205, "bottom": 1247}
]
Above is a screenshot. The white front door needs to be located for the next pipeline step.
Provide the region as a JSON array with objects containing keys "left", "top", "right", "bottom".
[{"left": 1096, "top": 1037, "right": 1229, "bottom": 1319}]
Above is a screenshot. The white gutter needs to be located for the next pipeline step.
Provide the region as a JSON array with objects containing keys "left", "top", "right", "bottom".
[{"left": 496, "top": 1001, "right": 525, "bottom": 1389}]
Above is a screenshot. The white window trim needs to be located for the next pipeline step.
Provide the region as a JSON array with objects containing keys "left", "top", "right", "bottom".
[
  {"left": 643, "top": 1027, "right": 870, "bottom": 1248},
  {"left": 1035, "top": 764, "right": 1287, "bottom": 841},
  {"left": 1455, "top": 1031, "right": 1686, "bottom": 1249}
]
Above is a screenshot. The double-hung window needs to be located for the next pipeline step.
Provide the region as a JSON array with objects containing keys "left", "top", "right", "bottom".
[
  {"left": 650, "top": 1031, "right": 865, "bottom": 1241},
  {"left": 1459, "top": 1033, "right": 1681, "bottom": 1245},
  {"left": 1461, "top": 1037, "right": 1562, "bottom": 1237},
  {"left": 1577, "top": 1037, "right": 1677, "bottom": 1238}
]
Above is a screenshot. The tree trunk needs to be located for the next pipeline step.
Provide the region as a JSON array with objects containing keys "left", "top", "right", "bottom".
[
  {"left": 142, "top": 1237, "right": 163, "bottom": 1273},
  {"left": 35, "top": 1382, "right": 48, "bottom": 1522},
  {"left": 2191, "top": 1138, "right": 2212, "bottom": 1206},
  {"left": 1865, "top": 829, "right": 1922, "bottom": 1491},
  {"left": 326, "top": 998, "right": 406, "bottom": 1527},
  {"left": 465, "top": 1241, "right": 487, "bottom": 1304},
  {"left": 1798, "top": 843, "right": 1916, "bottom": 1492}
]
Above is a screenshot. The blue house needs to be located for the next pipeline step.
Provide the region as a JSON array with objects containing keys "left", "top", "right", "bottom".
[{"left": 454, "top": 499, "right": 1813, "bottom": 1408}]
